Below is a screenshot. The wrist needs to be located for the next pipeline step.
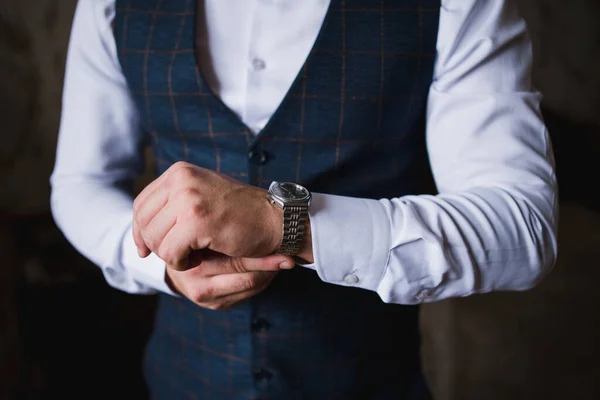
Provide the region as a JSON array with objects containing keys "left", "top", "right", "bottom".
[
  {"left": 265, "top": 193, "right": 284, "bottom": 254},
  {"left": 265, "top": 181, "right": 312, "bottom": 260},
  {"left": 266, "top": 197, "right": 313, "bottom": 262}
]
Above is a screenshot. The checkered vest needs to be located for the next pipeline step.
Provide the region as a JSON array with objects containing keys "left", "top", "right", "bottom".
[{"left": 114, "top": 0, "right": 440, "bottom": 399}]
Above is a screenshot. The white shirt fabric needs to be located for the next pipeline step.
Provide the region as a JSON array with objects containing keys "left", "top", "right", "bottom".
[{"left": 51, "top": 0, "right": 558, "bottom": 304}]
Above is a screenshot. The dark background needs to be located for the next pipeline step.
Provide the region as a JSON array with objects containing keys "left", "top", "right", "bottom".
[{"left": 1, "top": 0, "right": 599, "bottom": 399}]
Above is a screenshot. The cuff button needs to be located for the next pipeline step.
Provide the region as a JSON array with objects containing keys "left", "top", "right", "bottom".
[{"left": 344, "top": 274, "right": 359, "bottom": 285}]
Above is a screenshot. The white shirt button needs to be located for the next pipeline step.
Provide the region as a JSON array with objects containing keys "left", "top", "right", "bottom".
[
  {"left": 251, "top": 57, "right": 266, "bottom": 71},
  {"left": 344, "top": 274, "right": 359, "bottom": 285},
  {"left": 415, "top": 289, "right": 433, "bottom": 301}
]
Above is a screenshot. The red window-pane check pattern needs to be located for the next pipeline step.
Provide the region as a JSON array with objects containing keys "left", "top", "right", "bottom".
[{"left": 114, "top": 0, "right": 439, "bottom": 398}]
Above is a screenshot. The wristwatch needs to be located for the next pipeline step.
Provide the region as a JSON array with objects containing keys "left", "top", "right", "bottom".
[{"left": 266, "top": 181, "right": 312, "bottom": 256}]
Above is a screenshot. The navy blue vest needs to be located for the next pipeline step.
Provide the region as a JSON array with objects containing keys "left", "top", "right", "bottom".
[{"left": 114, "top": 1, "right": 440, "bottom": 398}]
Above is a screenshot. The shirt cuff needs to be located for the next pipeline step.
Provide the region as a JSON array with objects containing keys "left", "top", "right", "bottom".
[
  {"left": 306, "top": 193, "right": 391, "bottom": 292},
  {"left": 121, "top": 226, "right": 178, "bottom": 296}
]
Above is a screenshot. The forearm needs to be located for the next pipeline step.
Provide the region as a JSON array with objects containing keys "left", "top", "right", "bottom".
[
  {"left": 305, "top": 90, "right": 558, "bottom": 304},
  {"left": 384, "top": 184, "right": 556, "bottom": 302},
  {"left": 50, "top": 178, "right": 173, "bottom": 294},
  {"left": 52, "top": 0, "right": 174, "bottom": 295},
  {"left": 306, "top": 179, "right": 557, "bottom": 305}
]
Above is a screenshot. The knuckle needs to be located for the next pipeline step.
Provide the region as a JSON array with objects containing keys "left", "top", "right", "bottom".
[
  {"left": 182, "top": 187, "right": 199, "bottom": 198},
  {"left": 171, "top": 161, "right": 191, "bottom": 171},
  {"left": 229, "top": 257, "right": 246, "bottom": 274},
  {"left": 170, "top": 165, "right": 195, "bottom": 185},
  {"left": 188, "top": 202, "right": 206, "bottom": 218},
  {"left": 175, "top": 188, "right": 203, "bottom": 212}
]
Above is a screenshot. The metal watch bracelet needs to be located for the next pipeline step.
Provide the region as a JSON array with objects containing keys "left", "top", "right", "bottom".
[{"left": 277, "top": 205, "right": 309, "bottom": 256}]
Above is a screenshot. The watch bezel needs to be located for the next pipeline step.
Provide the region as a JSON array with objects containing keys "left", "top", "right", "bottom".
[{"left": 267, "top": 181, "right": 311, "bottom": 207}]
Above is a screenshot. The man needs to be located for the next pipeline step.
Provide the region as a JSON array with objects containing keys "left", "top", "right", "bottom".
[{"left": 51, "top": 0, "right": 558, "bottom": 398}]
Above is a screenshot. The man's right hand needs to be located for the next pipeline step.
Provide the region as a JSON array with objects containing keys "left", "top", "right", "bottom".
[{"left": 165, "top": 250, "right": 295, "bottom": 311}]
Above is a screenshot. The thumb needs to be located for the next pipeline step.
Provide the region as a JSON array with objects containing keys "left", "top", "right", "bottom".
[
  {"left": 238, "top": 254, "right": 296, "bottom": 272},
  {"left": 193, "top": 250, "right": 296, "bottom": 276}
]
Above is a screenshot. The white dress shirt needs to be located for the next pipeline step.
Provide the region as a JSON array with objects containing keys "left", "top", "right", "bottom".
[{"left": 51, "top": 0, "right": 558, "bottom": 304}]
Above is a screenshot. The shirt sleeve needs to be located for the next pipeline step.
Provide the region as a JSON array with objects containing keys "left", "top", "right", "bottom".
[
  {"left": 306, "top": 0, "right": 558, "bottom": 304},
  {"left": 50, "top": 0, "right": 175, "bottom": 295}
]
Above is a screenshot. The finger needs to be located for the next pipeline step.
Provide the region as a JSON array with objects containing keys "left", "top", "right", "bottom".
[
  {"left": 189, "top": 251, "right": 295, "bottom": 276},
  {"left": 160, "top": 221, "right": 209, "bottom": 271},
  {"left": 240, "top": 254, "right": 296, "bottom": 272},
  {"left": 142, "top": 201, "right": 179, "bottom": 254},
  {"left": 199, "top": 282, "right": 271, "bottom": 311},
  {"left": 191, "top": 271, "right": 274, "bottom": 302},
  {"left": 133, "top": 176, "right": 165, "bottom": 216},
  {"left": 132, "top": 218, "right": 151, "bottom": 257},
  {"left": 133, "top": 161, "right": 189, "bottom": 208},
  {"left": 134, "top": 185, "right": 169, "bottom": 229}
]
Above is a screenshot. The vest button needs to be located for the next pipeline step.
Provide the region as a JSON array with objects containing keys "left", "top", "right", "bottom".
[
  {"left": 253, "top": 368, "right": 273, "bottom": 384},
  {"left": 248, "top": 149, "right": 269, "bottom": 166},
  {"left": 251, "top": 57, "right": 266, "bottom": 71},
  {"left": 251, "top": 318, "right": 271, "bottom": 333}
]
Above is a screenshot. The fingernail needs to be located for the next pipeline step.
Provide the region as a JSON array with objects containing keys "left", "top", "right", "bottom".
[
  {"left": 137, "top": 248, "right": 143, "bottom": 257},
  {"left": 279, "top": 261, "right": 294, "bottom": 269}
]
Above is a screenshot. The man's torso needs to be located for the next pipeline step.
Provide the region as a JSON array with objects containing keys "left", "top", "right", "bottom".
[{"left": 114, "top": 0, "right": 440, "bottom": 398}]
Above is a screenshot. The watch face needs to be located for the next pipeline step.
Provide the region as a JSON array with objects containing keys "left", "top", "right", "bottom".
[{"left": 271, "top": 182, "right": 310, "bottom": 201}]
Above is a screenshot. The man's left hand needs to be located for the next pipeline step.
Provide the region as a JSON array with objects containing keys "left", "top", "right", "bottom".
[{"left": 132, "top": 161, "right": 313, "bottom": 270}]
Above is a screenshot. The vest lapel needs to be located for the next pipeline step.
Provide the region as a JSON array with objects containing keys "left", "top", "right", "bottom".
[{"left": 192, "top": 0, "right": 335, "bottom": 140}]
